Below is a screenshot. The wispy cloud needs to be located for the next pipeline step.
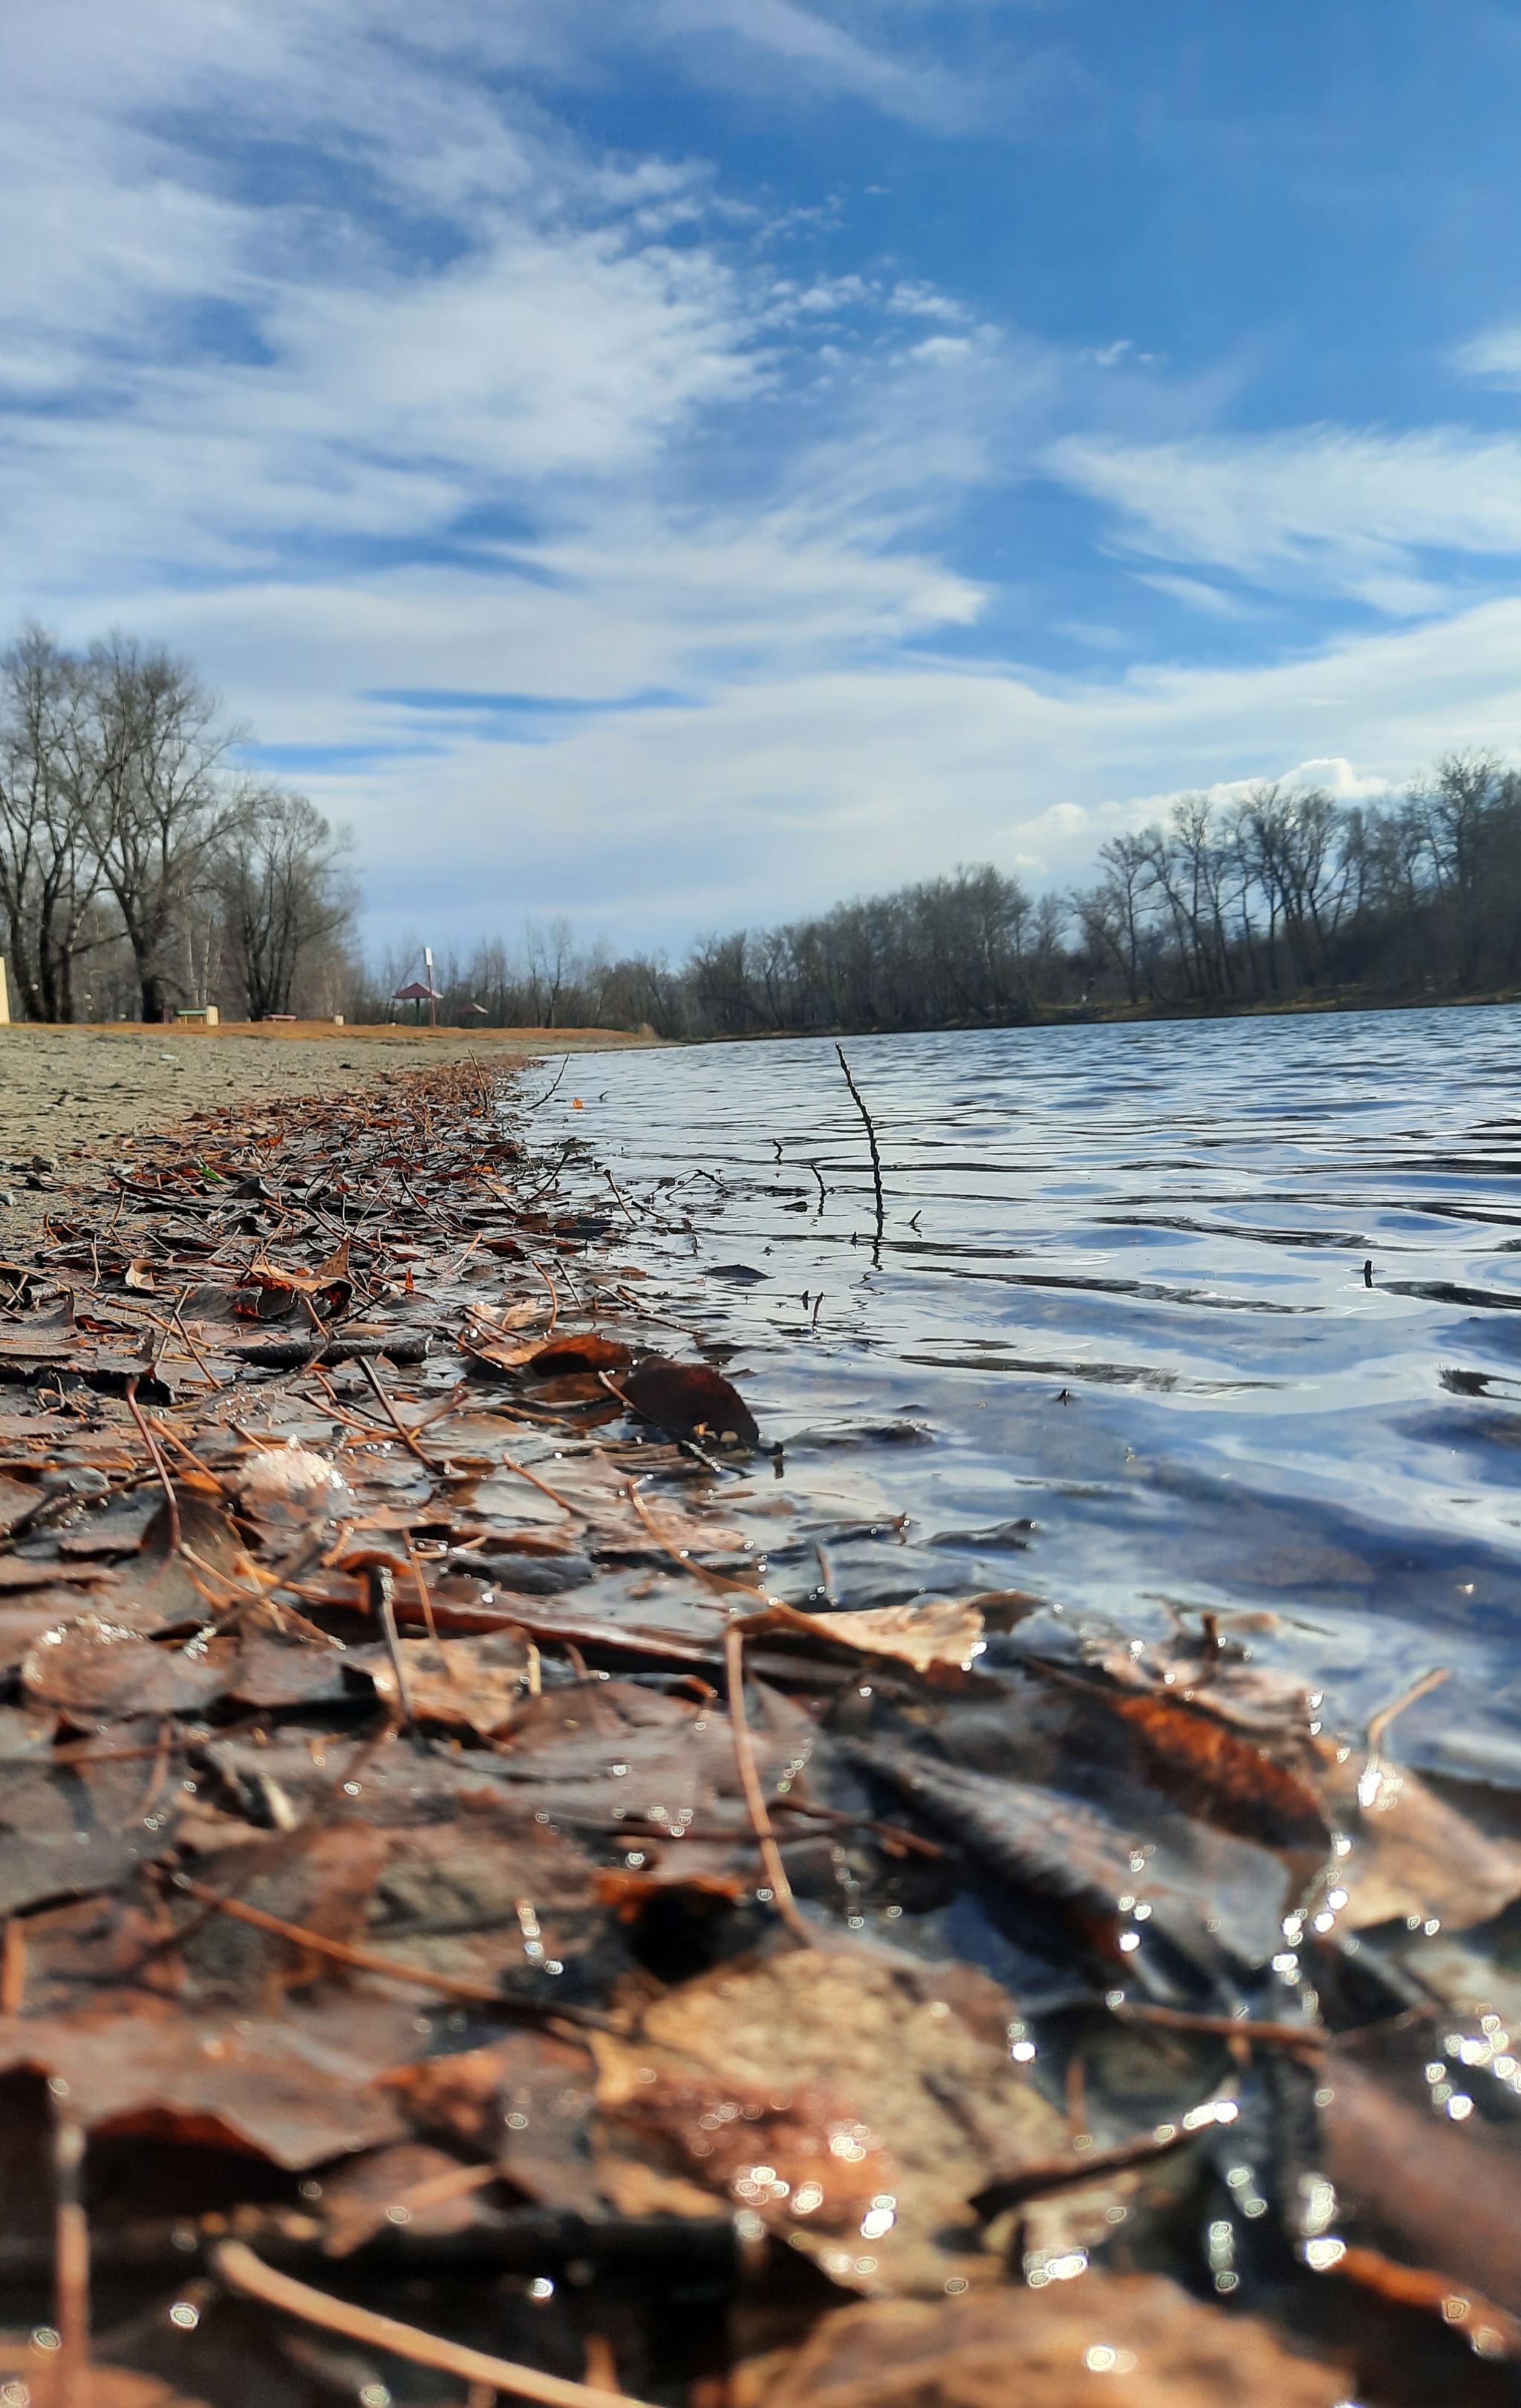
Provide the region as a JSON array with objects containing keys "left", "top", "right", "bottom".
[{"left": 1048, "top": 426, "right": 1521, "bottom": 614}]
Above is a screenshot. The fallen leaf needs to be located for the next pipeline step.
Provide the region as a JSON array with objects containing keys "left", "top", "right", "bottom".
[
  {"left": 620, "top": 1356, "right": 760, "bottom": 1445},
  {"left": 590, "top": 1948, "right": 1069, "bottom": 2294},
  {"left": 737, "top": 2273, "right": 1347, "bottom": 2407},
  {"left": 1320, "top": 1750, "right": 1521, "bottom": 1930},
  {"left": 1074, "top": 1682, "right": 1328, "bottom": 1850},
  {"left": 739, "top": 1598, "right": 985, "bottom": 1677},
  {"left": 22, "top": 1614, "right": 237, "bottom": 1719},
  {"left": 0, "top": 1994, "right": 412, "bottom": 2167},
  {"left": 386, "top": 2025, "right": 601, "bottom": 2213},
  {"left": 1321, "top": 2049, "right": 1521, "bottom": 2316}
]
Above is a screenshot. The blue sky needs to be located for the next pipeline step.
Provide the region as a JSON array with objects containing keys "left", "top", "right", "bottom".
[{"left": 6, "top": 1, "right": 1521, "bottom": 957}]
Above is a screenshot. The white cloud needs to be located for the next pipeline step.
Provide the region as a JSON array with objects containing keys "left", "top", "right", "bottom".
[
  {"left": 1454, "top": 323, "right": 1521, "bottom": 388},
  {"left": 1049, "top": 426, "right": 1521, "bottom": 611}
]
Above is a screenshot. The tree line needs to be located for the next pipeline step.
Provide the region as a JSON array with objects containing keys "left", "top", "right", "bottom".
[
  {"left": 0, "top": 625, "right": 354, "bottom": 1022},
  {"left": 6, "top": 623, "right": 1517, "bottom": 1035},
  {"left": 377, "top": 752, "right": 1521, "bottom": 1039}
]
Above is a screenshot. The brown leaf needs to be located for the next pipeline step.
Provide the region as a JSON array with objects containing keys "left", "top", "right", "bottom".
[
  {"left": 620, "top": 1356, "right": 760, "bottom": 1445},
  {"left": 738, "top": 2274, "right": 1347, "bottom": 2408},
  {"left": 590, "top": 1949, "right": 1068, "bottom": 2294},
  {"left": 738, "top": 1599, "right": 986, "bottom": 1677},
  {"left": 22, "top": 1615, "right": 236, "bottom": 1719},
  {"left": 1078, "top": 1683, "right": 1328, "bottom": 1850},
  {"left": 123, "top": 1259, "right": 157, "bottom": 1292},
  {"left": 524, "top": 1332, "right": 635, "bottom": 1376},
  {"left": 0, "top": 1994, "right": 412, "bottom": 2167},
  {"left": 386, "top": 2026, "right": 600, "bottom": 2213},
  {"left": 0, "top": 1472, "right": 40, "bottom": 1535},
  {"left": 366, "top": 1633, "right": 530, "bottom": 1737},
  {"left": 317, "top": 2139, "right": 497, "bottom": 2256},
  {"left": 1320, "top": 1750, "right": 1521, "bottom": 1930},
  {"left": 1322, "top": 2050, "right": 1521, "bottom": 2317}
]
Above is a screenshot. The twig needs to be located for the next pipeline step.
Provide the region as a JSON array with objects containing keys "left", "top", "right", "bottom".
[
  {"left": 123, "top": 1375, "right": 179, "bottom": 1551},
  {"left": 1109, "top": 2001, "right": 1327, "bottom": 2050},
  {"left": 53, "top": 2101, "right": 91, "bottom": 2408},
  {"left": 970, "top": 2102, "right": 1237, "bottom": 2221},
  {"left": 625, "top": 1479, "right": 766, "bottom": 1603},
  {"left": 370, "top": 1563, "right": 414, "bottom": 1725},
  {"left": 521, "top": 1058, "right": 570, "bottom": 1113},
  {"left": 1367, "top": 1663, "right": 1450, "bottom": 1755},
  {"left": 834, "top": 1044, "right": 884, "bottom": 1242},
  {"left": 530, "top": 1257, "right": 561, "bottom": 1335},
  {"left": 172, "top": 1876, "right": 520, "bottom": 2005},
  {"left": 1, "top": 1917, "right": 25, "bottom": 2014},
  {"left": 1332, "top": 2242, "right": 1521, "bottom": 2357},
  {"left": 723, "top": 1623, "right": 818, "bottom": 1949},
  {"left": 212, "top": 2239, "right": 658, "bottom": 2408},
  {"left": 359, "top": 1356, "right": 435, "bottom": 1466}
]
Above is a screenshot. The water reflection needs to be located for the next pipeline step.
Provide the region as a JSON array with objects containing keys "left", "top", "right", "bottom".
[{"left": 545, "top": 1009, "right": 1521, "bottom": 1776}]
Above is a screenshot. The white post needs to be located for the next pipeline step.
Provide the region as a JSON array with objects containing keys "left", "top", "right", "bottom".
[{"left": 0, "top": 957, "right": 10, "bottom": 1024}]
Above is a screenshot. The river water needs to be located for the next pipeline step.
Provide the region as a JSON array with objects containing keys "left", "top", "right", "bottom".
[{"left": 542, "top": 1006, "right": 1521, "bottom": 1788}]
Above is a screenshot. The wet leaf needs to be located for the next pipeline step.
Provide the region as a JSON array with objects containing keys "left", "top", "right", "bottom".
[
  {"left": 318, "top": 2139, "right": 498, "bottom": 2255},
  {"left": 1320, "top": 1749, "right": 1521, "bottom": 1930},
  {"left": 846, "top": 1740, "right": 1289, "bottom": 1973},
  {"left": 1321, "top": 2050, "right": 1521, "bottom": 2317},
  {"left": 620, "top": 1356, "right": 760, "bottom": 1445},
  {"left": 23, "top": 1615, "right": 236, "bottom": 1719},
  {"left": 739, "top": 1598, "right": 986, "bottom": 1677},
  {"left": 366, "top": 1633, "right": 530, "bottom": 1737},
  {"left": 1075, "top": 1682, "right": 1329, "bottom": 1850},
  {"left": 737, "top": 2274, "right": 1348, "bottom": 2407},
  {"left": 590, "top": 1949, "right": 1069, "bottom": 2294},
  {"left": 0, "top": 1472, "right": 40, "bottom": 1535},
  {"left": 385, "top": 2026, "right": 601, "bottom": 2213},
  {"left": 524, "top": 1332, "right": 635, "bottom": 1376},
  {"left": 0, "top": 1994, "right": 413, "bottom": 2166}
]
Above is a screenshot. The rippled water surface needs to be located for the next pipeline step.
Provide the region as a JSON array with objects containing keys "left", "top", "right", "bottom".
[{"left": 544, "top": 1008, "right": 1521, "bottom": 1780}]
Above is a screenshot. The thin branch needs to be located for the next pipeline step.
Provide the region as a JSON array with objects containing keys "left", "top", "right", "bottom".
[
  {"left": 212, "top": 2239, "right": 657, "bottom": 2408},
  {"left": 723, "top": 1623, "right": 818, "bottom": 1949}
]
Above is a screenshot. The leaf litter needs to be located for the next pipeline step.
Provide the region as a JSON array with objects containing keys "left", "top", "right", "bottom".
[{"left": 0, "top": 1064, "right": 1514, "bottom": 2404}]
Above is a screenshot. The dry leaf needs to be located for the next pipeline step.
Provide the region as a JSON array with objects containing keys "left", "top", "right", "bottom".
[{"left": 737, "top": 2274, "right": 1347, "bottom": 2408}]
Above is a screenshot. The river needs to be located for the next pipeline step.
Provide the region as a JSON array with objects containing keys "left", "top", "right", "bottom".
[{"left": 541, "top": 1005, "right": 1521, "bottom": 1790}]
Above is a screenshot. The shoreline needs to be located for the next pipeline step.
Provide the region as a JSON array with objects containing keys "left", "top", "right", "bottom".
[{"left": 0, "top": 1021, "right": 649, "bottom": 1249}]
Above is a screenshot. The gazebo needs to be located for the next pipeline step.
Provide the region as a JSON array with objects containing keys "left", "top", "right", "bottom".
[{"left": 392, "top": 979, "right": 442, "bottom": 1026}]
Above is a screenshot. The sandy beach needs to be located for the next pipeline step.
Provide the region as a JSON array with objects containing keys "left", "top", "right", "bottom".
[{"left": 0, "top": 1021, "right": 648, "bottom": 1246}]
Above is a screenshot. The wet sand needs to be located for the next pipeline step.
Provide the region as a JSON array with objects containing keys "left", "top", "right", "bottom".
[{"left": 0, "top": 1021, "right": 646, "bottom": 1245}]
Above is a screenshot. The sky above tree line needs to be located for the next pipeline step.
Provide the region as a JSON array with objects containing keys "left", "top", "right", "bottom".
[{"left": 5, "top": 1, "right": 1521, "bottom": 956}]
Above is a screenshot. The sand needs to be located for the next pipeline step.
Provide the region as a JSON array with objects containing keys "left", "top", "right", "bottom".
[{"left": 0, "top": 1021, "right": 648, "bottom": 1246}]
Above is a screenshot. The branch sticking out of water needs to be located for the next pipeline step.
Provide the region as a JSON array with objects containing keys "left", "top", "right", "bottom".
[{"left": 835, "top": 1042, "right": 885, "bottom": 1249}]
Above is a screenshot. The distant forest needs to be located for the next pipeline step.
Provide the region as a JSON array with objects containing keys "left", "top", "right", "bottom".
[
  {"left": 3, "top": 624, "right": 1518, "bottom": 1034},
  {"left": 371, "top": 750, "right": 1521, "bottom": 1038}
]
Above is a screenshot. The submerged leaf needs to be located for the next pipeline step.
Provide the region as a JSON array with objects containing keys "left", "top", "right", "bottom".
[{"left": 620, "top": 1355, "right": 760, "bottom": 1445}]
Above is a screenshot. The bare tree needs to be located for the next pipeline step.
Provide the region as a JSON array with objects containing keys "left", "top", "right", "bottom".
[
  {"left": 0, "top": 628, "right": 110, "bottom": 1021},
  {"left": 82, "top": 637, "right": 250, "bottom": 1021},
  {"left": 218, "top": 791, "right": 355, "bottom": 1020}
]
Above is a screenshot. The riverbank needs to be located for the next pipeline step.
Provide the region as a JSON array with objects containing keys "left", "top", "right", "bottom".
[{"left": 0, "top": 1021, "right": 649, "bottom": 1247}]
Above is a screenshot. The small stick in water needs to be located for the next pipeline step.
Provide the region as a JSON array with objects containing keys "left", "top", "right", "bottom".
[{"left": 834, "top": 1044, "right": 884, "bottom": 1243}]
